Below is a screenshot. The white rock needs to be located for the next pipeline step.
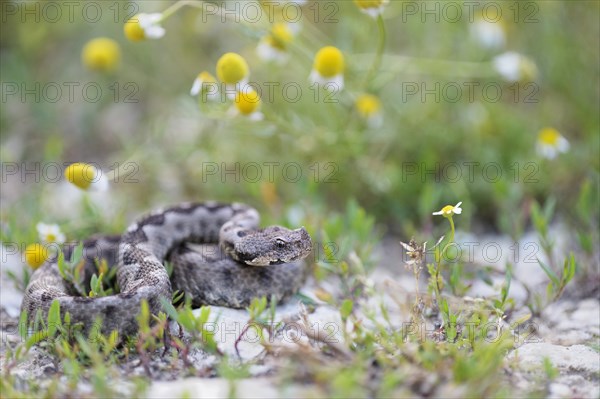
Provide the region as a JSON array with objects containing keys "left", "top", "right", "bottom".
[
  {"left": 147, "top": 377, "right": 281, "bottom": 399},
  {"left": 507, "top": 343, "right": 600, "bottom": 374},
  {"left": 0, "top": 245, "right": 26, "bottom": 318}
]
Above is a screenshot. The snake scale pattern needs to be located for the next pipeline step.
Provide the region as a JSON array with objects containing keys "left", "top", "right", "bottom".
[{"left": 21, "top": 202, "right": 312, "bottom": 336}]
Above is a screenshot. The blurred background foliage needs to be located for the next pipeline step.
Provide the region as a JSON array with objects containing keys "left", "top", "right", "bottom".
[{"left": 1, "top": 0, "right": 598, "bottom": 240}]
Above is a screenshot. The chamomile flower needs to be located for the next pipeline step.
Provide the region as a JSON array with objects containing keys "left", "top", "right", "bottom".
[
  {"left": 190, "top": 71, "right": 219, "bottom": 101},
  {"left": 36, "top": 223, "right": 65, "bottom": 244},
  {"left": 233, "top": 89, "right": 263, "bottom": 121},
  {"left": 64, "top": 163, "right": 108, "bottom": 192},
  {"left": 124, "top": 13, "right": 165, "bottom": 42},
  {"left": 354, "top": 0, "right": 389, "bottom": 17},
  {"left": 257, "top": 22, "right": 294, "bottom": 63},
  {"left": 81, "top": 38, "right": 120, "bottom": 72},
  {"left": 493, "top": 52, "right": 537, "bottom": 82},
  {"left": 536, "top": 127, "right": 570, "bottom": 159},
  {"left": 432, "top": 202, "right": 463, "bottom": 218},
  {"left": 355, "top": 94, "right": 383, "bottom": 128},
  {"left": 309, "top": 46, "right": 345, "bottom": 91},
  {"left": 216, "top": 52, "right": 250, "bottom": 97},
  {"left": 470, "top": 16, "right": 506, "bottom": 49},
  {"left": 24, "top": 243, "right": 49, "bottom": 269}
]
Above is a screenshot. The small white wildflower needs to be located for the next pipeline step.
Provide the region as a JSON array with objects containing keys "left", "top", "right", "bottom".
[
  {"left": 536, "top": 127, "right": 570, "bottom": 159},
  {"left": 36, "top": 223, "right": 65, "bottom": 244},
  {"left": 432, "top": 202, "right": 463, "bottom": 217},
  {"left": 493, "top": 52, "right": 537, "bottom": 82},
  {"left": 470, "top": 18, "right": 505, "bottom": 49},
  {"left": 190, "top": 71, "right": 219, "bottom": 101}
]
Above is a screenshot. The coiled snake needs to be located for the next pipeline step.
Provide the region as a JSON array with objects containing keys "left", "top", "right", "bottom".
[{"left": 21, "top": 202, "right": 312, "bottom": 336}]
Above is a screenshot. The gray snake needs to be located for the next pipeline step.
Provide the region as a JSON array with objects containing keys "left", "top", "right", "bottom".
[{"left": 21, "top": 202, "right": 312, "bottom": 337}]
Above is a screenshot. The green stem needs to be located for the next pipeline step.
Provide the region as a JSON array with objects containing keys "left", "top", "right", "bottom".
[
  {"left": 363, "top": 14, "right": 386, "bottom": 90},
  {"left": 160, "top": 0, "right": 269, "bottom": 29},
  {"left": 433, "top": 216, "right": 456, "bottom": 304},
  {"left": 160, "top": 0, "right": 190, "bottom": 20}
]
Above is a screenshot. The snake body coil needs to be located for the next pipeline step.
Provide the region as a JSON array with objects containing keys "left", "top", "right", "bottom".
[{"left": 21, "top": 202, "right": 312, "bottom": 336}]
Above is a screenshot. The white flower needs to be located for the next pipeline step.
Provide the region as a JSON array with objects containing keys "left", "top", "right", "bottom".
[
  {"left": 432, "top": 202, "right": 463, "bottom": 217},
  {"left": 536, "top": 127, "right": 570, "bottom": 159},
  {"left": 256, "top": 22, "right": 295, "bottom": 64},
  {"left": 36, "top": 223, "right": 66, "bottom": 244},
  {"left": 190, "top": 71, "right": 219, "bottom": 101},
  {"left": 493, "top": 52, "right": 537, "bottom": 82},
  {"left": 137, "top": 13, "right": 165, "bottom": 39},
  {"left": 493, "top": 52, "right": 521, "bottom": 82},
  {"left": 257, "top": 38, "right": 288, "bottom": 64},
  {"left": 309, "top": 46, "right": 345, "bottom": 91},
  {"left": 355, "top": 94, "right": 383, "bottom": 128},
  {"left": 355, "top": 0, "right": 389, "bottom": 18},
  {"left": 470, "top": 18, "right": 505, "bottom": 49},
  {"left": 64, "top": 163, "right": 108, "bottom": 192}
]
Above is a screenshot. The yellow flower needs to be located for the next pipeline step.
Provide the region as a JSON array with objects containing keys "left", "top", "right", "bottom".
[
  {"left": 190, "top": 71, "right": 219, "bottom": 100},
  {"left": 354, "top": 0, "right": 389, "bottom": 17},
  {"left": 24, "top": 243, "right": 49, "bottom": 269},
  {"left": 432, "top": 202, "right": 463, "bottom": 217},
  {"left": 310, "top": 46, "right": 345, "bottom": 90},
  {"left": 536, "top": 127, "right": 569, "bottom": 159},
  {"left": 216, "top": 52, "right": 249, "bottom": 85},
  {"left": 81, "top": 38, "right": 120, "bottom": 72},
  {"left": 234, "top": 89, "right": 263, "bottom": 120},
  {"left": 124, "top": 13, "right": 165, "bottom": 42},
  {"left": 36, "top": 223, "right": 65, "bottom": 244},
  {"left": 257, "top": 22, "right": 294, "bottom": 63},
  {"left": 269, "top": 22, "right": 293, "bottom": 50},
  {"left": 64, "top": 163, "right": 108, "bottom": 191},
  {"left": 355, "top": 94, "right": 383, "bottom": 128}
]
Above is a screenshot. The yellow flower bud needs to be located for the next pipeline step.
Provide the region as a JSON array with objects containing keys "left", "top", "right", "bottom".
[
  {"left": 124, "top": 15, "right": 145, "bottom": 42},
  {"left": 356, "top": 94, "right": 381, "bottom": 118},
  {"left": 313, "top": 46, "right": 344, "bottom": 78},
  {"left": 124, "top": 13, "right": 165, "bottom": 42},
  {"left": 216, "top": 53, "right": 249, "bottom": 84},
  {"left": 64, "top": 163, "right": 107, "bottom": 191},
  {"left": 268, "top": 22, "right": 293, "bottom": 50},
  {"left": 235, "top": 89, "right": 261, "bottom": 115},
  {"left": 81, "top": 38, "right": 121, "bottom": 72},
  {"left": 25, "top": 243, "right": 49, "bottom": 269}
]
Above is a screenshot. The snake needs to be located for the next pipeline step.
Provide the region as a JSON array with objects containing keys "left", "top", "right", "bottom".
[{"left": 21, "top": 202, "right": 312, "bottom": 337}]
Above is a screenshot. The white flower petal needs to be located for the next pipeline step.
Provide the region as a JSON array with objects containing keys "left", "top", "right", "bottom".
[
  {"left": 190, "top": 78, "right": 202, "bottom": 96},
  {"left": 359, "top": 5, "right": 386, "bottom": 18},
  {"left": 470, "top": 20, "right": 505, "bottom": 49},
  {"left": 309, "top": 70, "right": 344, "bottom": 91},
  {"left": 493, "top": 52, "right": 522, "bottom": 82},
  {"left": 88, "top": 174, "right": 109, "bottom": 192},
  {"left": 256, "top": 40, "right": 288, "bottom": 64}
]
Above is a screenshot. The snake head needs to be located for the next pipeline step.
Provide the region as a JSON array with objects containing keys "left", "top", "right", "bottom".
[{"left": 235, "top": 226, "right": 312, "bottom": 266}]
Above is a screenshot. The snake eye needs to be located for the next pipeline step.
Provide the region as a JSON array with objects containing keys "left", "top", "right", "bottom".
[{"left": 275, "top": 238, "right": 287, "bottom": 248}]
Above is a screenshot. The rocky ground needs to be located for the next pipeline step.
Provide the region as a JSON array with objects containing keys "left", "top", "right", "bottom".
[{"left": 1, "top": 225, "right": 599, "bottom": 398}]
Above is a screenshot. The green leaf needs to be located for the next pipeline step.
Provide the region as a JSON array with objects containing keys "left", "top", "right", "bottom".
[
  {"left": 501, "top": 264, "right": 512, "bottom": 304},
  {"left": 340, "top": 299, "right": 353, "bottom": 319},
  {"left": 47, "top": 300, "right": 61, "bottom": 338},
  {"left": 530, "top": 201, "right": 547, "bottom": 237},
  {"left": 537, "top": 258, "right": 559, "bottom": 287},
  {"left": 57, "top": 250, "right": 67, "bottom": 280},
  {"left": 563, "top": 253, "right": 577, "bottom": 284},
  {"left": 18, "top": 310, "right": 29, "bottom": 340},
  {"left": 71, "top": 242, "right": 84, "bottom": 265}
]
